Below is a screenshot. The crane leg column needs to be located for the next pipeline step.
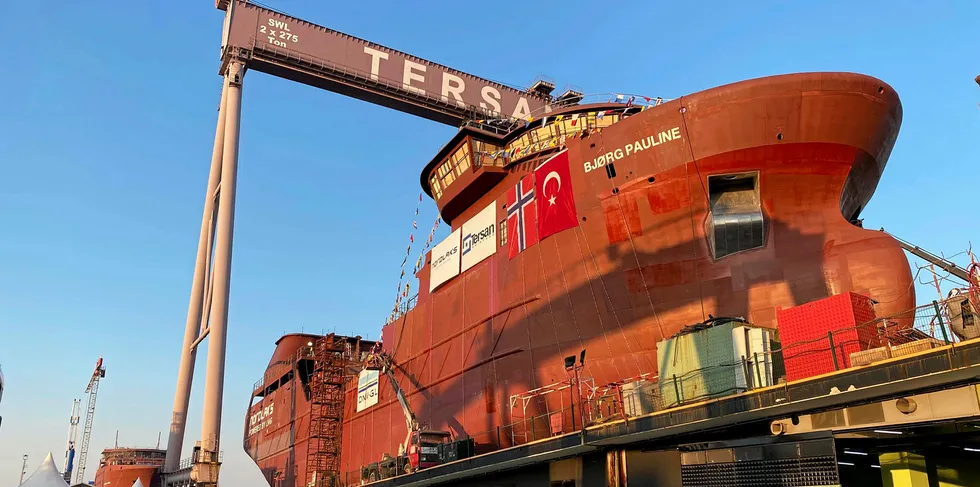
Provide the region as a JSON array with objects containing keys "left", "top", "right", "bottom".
[
  {"left": 165, "top": 75, "right": 230, "bottom": 474},
  {"left": 196, "top": 60, "right": 245, "bottom": 486}
]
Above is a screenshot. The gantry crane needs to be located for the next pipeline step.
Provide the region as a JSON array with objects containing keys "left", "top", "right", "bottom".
[
  {"left": 75, "top": 357, "right": 106, "bottom": 485},
  {"left": 166, "top": 1, "right": 552, "bottom": 480}
]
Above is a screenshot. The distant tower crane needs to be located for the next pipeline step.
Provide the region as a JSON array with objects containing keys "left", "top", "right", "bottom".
[
  {"left": 74, "top": 357, "right": 106, "bottom": 485},
  {"left": 19, "top": 454, "right": 28, "bottom": 486},
  {"left": 63, "top": 399, "right": 81, "bottom": 483},
  {"left": 1, "top": 365, "right": 5, "bottom": 431}
]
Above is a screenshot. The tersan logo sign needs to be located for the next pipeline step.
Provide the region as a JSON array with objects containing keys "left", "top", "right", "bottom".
[
  {"left": 461, "top": 202, "right": 497, "bottom": 272},
  {"left": 462, "top": 225, "right": 493, "bottom": 256}
]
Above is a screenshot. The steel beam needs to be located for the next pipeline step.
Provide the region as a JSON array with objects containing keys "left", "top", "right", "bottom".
[
  {"left": 164, "top": 76, "right": 229, "bottom": 472},
  {"left": 199, "top": 59, "right": 245, "bottom": 467}
]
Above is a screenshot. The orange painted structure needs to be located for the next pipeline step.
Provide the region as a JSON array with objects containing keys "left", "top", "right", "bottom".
[
  {"left": 244, "top": 71, "right": 915, "bottom": 486},
  {"left": 93, "top": 447, "right": 165, "bottom": 487}
]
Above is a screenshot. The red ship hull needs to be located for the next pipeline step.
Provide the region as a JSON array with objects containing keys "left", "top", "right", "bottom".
[
  {"left": 92, "top": 448, "right": 165, "bottom": 487},
  {"left": 94, "top": 465, "right": 159, "bottom": 487},
  {"left": 244, "top": 72, "right": 913, "bottom": 485}
]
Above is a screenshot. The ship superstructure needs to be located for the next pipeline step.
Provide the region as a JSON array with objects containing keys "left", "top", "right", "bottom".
[{"left": 94, "top": 447, "right": 166, "bottom": 487}]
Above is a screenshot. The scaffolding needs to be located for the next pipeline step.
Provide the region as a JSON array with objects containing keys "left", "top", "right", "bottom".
[{"left": 305, "top": 335, "right": 348, "bottom": 487}]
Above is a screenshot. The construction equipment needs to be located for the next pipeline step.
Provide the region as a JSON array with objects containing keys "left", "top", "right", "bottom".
[
  {"left": 18, "top": 454, "right": 28, "bottom": 485},
  {"left": 63, "top": 399, "right": 81, "bottom": 482},
  {"left": 880, "top": 228, "right": 973, "bottom": 283},
  {"left": 0, "top": 365, "right": 4, "bottom": 431},
  {"left": 75, "top": 357, "right": 106, "bottom": 485},
  {"left": 880, "top": 228, "right": 980, "bottom": 341},
  {"left": 360, "top": 350, "right": 471, "bottom": 482},
  {"left": 305, "top": 335, "right": 347, "bottom": 487}
]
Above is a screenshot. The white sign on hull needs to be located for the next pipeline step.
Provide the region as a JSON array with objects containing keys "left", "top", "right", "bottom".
[
  {"left": 356, "top": 369, "right": 380, "bottom": 412},
  {"left": 429, "top": 228, "right": 461, "bottom": 292},
  {"left": 461, "top": 202, "right": 497, "bottom": 272}
]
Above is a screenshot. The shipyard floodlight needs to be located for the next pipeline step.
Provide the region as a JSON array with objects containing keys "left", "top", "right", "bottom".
[
  {"left": 555, "top": 89, "right": 584, "bottom": 106},
  {"left": 564, "top": 350, "right": 587, "bottom": 370},
  {"left": 563, "top": 350, "right": 587, "bottom": 430},
  {"left": 529, "top": 77, "right": 556, "bottom": 97}
]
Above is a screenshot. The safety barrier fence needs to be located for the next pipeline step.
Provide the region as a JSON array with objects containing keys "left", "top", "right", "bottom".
[
  {"left": 344, "top": 297, "right": 973, "bottom": 484},
  {"left": 173, "top": 450, "right": 224, "bottom": 471}
]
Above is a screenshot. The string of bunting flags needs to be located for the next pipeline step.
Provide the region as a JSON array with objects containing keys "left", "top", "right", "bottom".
[
  {"left": 414, "top": 217, "right": 441, "bottom": 274},
  {"left": 391, "top": 192, "right": 422, "bottom": 315},
  {"left": 471, "top": 98, "right": 673, "bottom": 162},
  {"left": 471, "top": 94, "right": 670, "bottom": 128},
  {"left": 389, "top": 203, "right": 441, "bottom": 321}
]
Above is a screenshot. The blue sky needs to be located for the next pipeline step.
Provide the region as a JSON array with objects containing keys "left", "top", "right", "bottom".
[{"left": 0, "top": 0, "right": 977, "bottom": 485}]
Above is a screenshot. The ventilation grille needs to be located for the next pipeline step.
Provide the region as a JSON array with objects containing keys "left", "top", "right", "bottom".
[{"left": 681, "top": 455, "right": 839, "bottom": 487}]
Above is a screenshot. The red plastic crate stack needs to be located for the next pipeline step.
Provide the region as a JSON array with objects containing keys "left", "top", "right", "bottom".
[{"left": 776, "top": 291, "right": 879, "bottom": 382}]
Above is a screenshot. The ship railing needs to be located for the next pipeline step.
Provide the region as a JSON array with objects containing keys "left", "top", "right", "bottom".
[
  {"left": 251, "top": 336, "right": 368, "bottom": 394},
  {"left": 367, "top": 297, "right": 966, "bottom": 468},
  {"left": 386, "top": 294, "right": 419, "bottom": 324},
  {"left": 595, "top": 297, "right": 961, "bottom": 414},
  {"left": 174, "top": 451, "right": 224, "bottom": 472},
  {"left": 460, "top": 92, "right": 676, "bottom": 136}
]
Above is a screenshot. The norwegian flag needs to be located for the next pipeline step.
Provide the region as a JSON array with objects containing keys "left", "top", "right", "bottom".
[{"left": 506, "top": 174, "right": 538, "bottom": 259}]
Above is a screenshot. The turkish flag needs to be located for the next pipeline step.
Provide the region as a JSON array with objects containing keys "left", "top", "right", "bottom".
[{"left": 534, "top": 149, "right": 579, "bottom": 240}]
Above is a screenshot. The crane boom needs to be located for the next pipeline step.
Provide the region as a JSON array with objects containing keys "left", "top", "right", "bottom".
[
  {"left": 880, "top": 228, "right": 972, "bottom": 283},
  {"left": 75, "top": 358, "right": 106, "bottom": 485},
  {"left": 374, "top": 352, "right": 419, "bottom": 453}
]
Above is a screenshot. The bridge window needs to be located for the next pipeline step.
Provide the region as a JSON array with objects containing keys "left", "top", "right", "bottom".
[
  {"left": 472, "top": 139, "right": 504, "bottom": 168},
  {"left": 436, "top": 141, "right": 473, "bottom": 189},
  {"left": 450, "top": 142, "right": 471, "bottom": 176},
  {"left": 706, "top": 172, "right": 764, "bottom": 259},
  {"left": 429, "top": 174, "right": 443, "bottom": 201},
  {"left": 438, "top": 159, "right": 457, "bottom": 187},
  {"left": 594, "top": 112, "right": 620, "bottom": 130}
]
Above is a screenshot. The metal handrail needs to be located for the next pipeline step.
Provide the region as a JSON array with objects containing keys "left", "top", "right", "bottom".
[
  {"left": 387, "top": 294, "right": 419, "bottom": 324},
  {"left": 460, "top": 93, "right": 673, "bottom": 138}
]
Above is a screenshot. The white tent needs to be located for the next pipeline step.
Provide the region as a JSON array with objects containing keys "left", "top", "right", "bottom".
[
  {"left": 19, "top": 452, "right": 68, "bottom": 487},
  {"left": 132, "top": 479, "right": 145, "bottom": 487}
]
